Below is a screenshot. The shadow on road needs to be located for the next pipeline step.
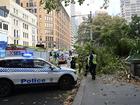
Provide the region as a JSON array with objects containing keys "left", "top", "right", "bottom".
[{"left": 0, "top": 85, "right": 67, "bottom": 105}]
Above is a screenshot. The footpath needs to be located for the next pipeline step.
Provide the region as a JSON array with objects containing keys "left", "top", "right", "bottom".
[{"left": 73, "top": 75, "right": 140, "bottom": 105}]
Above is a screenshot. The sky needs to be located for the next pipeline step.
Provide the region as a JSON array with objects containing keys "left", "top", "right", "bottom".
[{"left": 65, "top": 0, "right": 121, "bottom": 16}]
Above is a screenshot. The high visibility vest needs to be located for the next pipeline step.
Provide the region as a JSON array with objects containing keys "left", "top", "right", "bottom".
[
  {"left": 88, "top": 54, "right": 97, "bottom": 65},
  {"left": 93, "top": 54, "right": 97, "bottom": 64}
]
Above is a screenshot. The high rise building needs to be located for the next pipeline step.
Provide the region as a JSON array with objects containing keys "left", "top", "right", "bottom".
[
  {"left": 70, "top": 4, "right": 78, "bottom": 48},
  {"left": 20, "top": 0, "right": 71, "bottom": 50},
  {"left": 120, "top": 0, "right": 140, "bottom": 22},
  {"left": 0, "top": 0, "right": 37, "bottom": 47}
]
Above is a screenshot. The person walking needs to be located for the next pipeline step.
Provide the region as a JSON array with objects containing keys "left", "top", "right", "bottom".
[
  {"left": 70, "top": 57, "right": 76, "bottom": 69},
  {"left": 88, "top": 50, "right": 97, "bottom": 80}
]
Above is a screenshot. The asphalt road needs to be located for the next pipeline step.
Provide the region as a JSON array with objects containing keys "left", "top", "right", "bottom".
[{"left": 0, "top": 86, "right": 67, "bottom": 105}]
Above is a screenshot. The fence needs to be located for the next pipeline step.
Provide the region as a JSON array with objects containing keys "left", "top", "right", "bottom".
[
  {"left": 33, "top": 51, "right": 49, "bottom": 61},
  {"left": 0, "top": 48, "right": 49, "bottom": 61}
]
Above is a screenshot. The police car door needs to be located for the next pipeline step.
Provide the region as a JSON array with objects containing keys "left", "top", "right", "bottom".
[
  {"left": 1, "top": 59, "right": 35, "bottom": 85},
  {"left": 32, "top": 59, "right": 57, "bottom": 84}
]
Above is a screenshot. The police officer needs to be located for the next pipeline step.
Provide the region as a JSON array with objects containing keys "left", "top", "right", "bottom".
[
  {"left": 70, "top": 57, "right": 76, "bottom": 69},
  {"left": 88, "top": 50, "right": 97, "bottom": 80}
]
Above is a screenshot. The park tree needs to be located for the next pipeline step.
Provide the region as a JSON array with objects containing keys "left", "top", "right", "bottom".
[
  {"left": 129, "top": 15, "right": 140, "bottom": 38},
  {"left": 77, "top": 13, "right": 134, "bottom": 57}
]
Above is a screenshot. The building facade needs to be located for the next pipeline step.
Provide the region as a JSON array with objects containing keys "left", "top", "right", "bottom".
[
  {"left": 70, "top": 4, "right": 77, "bottom": 49},
  {"left": 0, "top": 0, "right": 37, "bottom": 47},
  {"left": 120, "top": 0, "right": 140, "bottom": 22},
  {"left": 20, "top": 0, "right": 71, "bottom": 50},
  {"left": 0, "top": 6, "right": 9, "bottom": 43}
]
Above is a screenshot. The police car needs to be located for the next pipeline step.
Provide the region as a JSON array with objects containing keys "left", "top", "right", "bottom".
[{"left": 0, "top": 54, "right": 77, "bottom": 97}]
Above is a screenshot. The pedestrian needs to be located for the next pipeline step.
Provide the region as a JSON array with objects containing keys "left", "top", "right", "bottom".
[
  {"left": 70, "top": 57, "right": 76, "bottom": 69},
  {"left": 69, "top": 50, "right": 72, "bottom": 56},
  {"left": 88, "top": 50, "right": 97, "bottom": 80}
]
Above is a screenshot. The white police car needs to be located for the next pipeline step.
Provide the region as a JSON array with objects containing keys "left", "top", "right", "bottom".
[{"left": 0, "top": 55, "right": 77, "bottom": 97}]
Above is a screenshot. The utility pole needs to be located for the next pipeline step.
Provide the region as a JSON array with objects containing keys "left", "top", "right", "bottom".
[{"left": 89, "top": 11, "right": 93, "bottom": 41}]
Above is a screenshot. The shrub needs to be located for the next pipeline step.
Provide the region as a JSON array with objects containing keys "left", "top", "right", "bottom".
[{"left": 96, "top": 47, "right": 125, "bottom": 74}]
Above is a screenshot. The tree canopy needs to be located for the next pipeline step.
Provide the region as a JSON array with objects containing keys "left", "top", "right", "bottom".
[{"left": 40, "top": 0, "right": 109, "bottom": 13}]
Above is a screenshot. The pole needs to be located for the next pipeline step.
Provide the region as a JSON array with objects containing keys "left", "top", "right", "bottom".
[{"left": 89, "top": 11, "right": 92, "bottom": 41}]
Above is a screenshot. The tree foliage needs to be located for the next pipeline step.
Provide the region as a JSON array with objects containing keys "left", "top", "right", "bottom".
[
  {"left": 76, "top": 13, "right": 140, "bottom": 74},
  {"left": 40, "top": 0, "right": 109, "bottom": 13}
]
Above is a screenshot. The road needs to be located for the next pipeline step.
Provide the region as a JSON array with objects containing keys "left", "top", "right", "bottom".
[{"left": 0, "top": 86, "right": 67, "bottom": 105}]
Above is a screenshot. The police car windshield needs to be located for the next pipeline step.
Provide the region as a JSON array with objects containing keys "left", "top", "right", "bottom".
[{"left": 46, "top": 60, "right": 59, "bottom": 69}]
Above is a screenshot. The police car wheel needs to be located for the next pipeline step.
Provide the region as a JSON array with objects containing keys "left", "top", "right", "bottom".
[
  {"left": 0, "top": 80, "right": 13, "bottom": 97},
  {"left": 59, "top": 76, "right": 74, "bottom": 90}
]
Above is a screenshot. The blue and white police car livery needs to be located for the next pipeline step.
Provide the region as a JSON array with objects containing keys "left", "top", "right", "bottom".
[{"left": 0, "top": 55, "right": 77, "bottom": 97}]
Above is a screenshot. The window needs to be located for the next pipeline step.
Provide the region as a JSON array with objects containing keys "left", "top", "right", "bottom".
[
  {"left": 17, "top": 40, "right": 19, "bottom": 45},
  {"left": 16, "top": 10, "right": 18, "bottom": 15},
  {"left": 0, "top": 22, "right": 2, "bottom": 29},
  {"left": 0, "top": 59, "right": 35, "bottom": 68},
  {"left": 0, "top": 60, "right": 22, "bottom": 68},
  {"left": 14, "top": 29, "right": 16, "bottom": 37},
  {"left": 14, "top": 40, "right": 16, "bottom": 44},
  {"left": 21, "top": 3, "right": 23, "bottom": 7},
  {"left": 16, "top": 20, "right": 18, "bottom": 26},
  {"left": 23, "top": 41, "right": 29, "bottom": 46},
  {"left": 13, "top": 8, "right": 16, "bottom": 13},
  {"left": 34, "top": 9, "right": 37, "bottom": 13},
  {"left": 17, "top": 30, "right": 18, "bottom": 37},
  {"left": 26, "top": 3, "right": 28, "bottom": 7},
  {"left": 23, "top": 23, "right": 28, "bottom": 30},
  {"left": 3, "top": 24, "right": 8, "bottom": 30},
  {"left": 0, "top": 9, "right": 5, "bottom": 17},
  {"left": 33, "top": 59, "right": 50, "bottom": 68},
  {"left": 39, "top": 15, "right": 42, "bottom": 19},
  {"left": 29, "top": 2, "right": 33, "bottom": 7},
  {"left": 14, "top": 19, "right": 16, "bottom": 25},
  {"left": 21, "top": 59, "right": 34, "bottom": 68}
]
